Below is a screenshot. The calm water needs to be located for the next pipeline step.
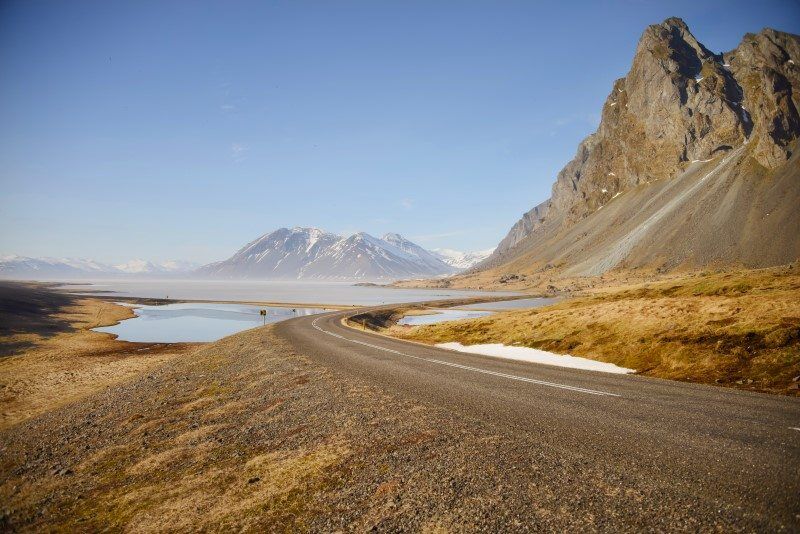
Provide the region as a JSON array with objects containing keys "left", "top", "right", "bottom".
[
  {"left": 456, "top": 297, "right": 560, "bottom": 310},
  {"left": 94, "top": 302, "right": 327, "bottom": 342},
  {"left": 397, "top": 309, "right": 494, "bottom": 326},
  {"left": 59, "top": 279, "right": 517, "bottom": 306}
]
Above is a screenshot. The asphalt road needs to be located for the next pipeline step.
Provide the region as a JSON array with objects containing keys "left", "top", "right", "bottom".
[{"left": 276, "top": 307, "right": 800, "bottom": 529}]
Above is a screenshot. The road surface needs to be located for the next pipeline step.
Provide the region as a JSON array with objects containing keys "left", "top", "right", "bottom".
[{"left": 276, "top": 307, "right": 800, "bottom": 529}]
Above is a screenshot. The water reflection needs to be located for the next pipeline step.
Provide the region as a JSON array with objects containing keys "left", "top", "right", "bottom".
[
  {"left": 95, "top": 302, "right": 327, "bottom": 342},
  {"left": 397, "top": 309, "right": 493, "bottom": 326}
]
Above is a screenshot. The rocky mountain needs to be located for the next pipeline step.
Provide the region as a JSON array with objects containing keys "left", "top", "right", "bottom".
[
  {"left": 382, "top": 233, "right": 454, "bottom": 273},
  {"left": 432, "top": 248, "right": 495, "bottom": 270},
  {"left": 474, "top": 18, "right": 800, "bottom": 280},
  {"left": 197, "top": 227, "right": 458, "bottom": 280},
  {"left": 0, "top": 256, "right": 198, "bottom": 279}
]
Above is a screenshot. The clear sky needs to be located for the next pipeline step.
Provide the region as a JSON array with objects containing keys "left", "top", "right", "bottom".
[{"left": 1, "top": 0, "right": 798, "bottom": 264}]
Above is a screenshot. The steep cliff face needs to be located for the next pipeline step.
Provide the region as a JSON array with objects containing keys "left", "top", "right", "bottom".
[
  {"left": 493, "top": 200, "right": 550, "bottom": 256},
  {"left": 730, "top": 29, "right": 800, "bottom": 168},
  {"left": 480, "top": 19, "right": 799, "bottom": 277}
]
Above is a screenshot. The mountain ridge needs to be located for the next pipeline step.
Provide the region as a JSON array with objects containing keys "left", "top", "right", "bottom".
[
  {"left": 467, "top": 18, "right": 800, "bottom": 283},
  {"left": 196, "top": 227, "right": 484, "bottom": 280},
  {"left": 0, "top": 255, "right": 199, "bottom": 279},
  {"left": 1, "top": 229, "right": 490, "bottom": 281},
  {"left": 432, "top": 248, "right": 495, "bottom": 270}
]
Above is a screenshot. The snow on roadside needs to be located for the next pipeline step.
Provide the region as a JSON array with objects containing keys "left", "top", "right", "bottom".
[{"left": 436, "top": 342, "right": 635, "bottom": 374}]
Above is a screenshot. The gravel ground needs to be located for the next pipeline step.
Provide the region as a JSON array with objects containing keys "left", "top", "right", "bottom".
[{"left": 1, "top": 319, "right": 794, "bottom": 532}]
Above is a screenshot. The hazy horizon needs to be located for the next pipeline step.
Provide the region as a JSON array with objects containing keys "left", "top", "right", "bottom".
[{"left": 2, "top": 0, "right": 798, "bottom": 264}]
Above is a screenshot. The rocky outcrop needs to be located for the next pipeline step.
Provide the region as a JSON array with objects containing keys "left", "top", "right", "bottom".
[
  {"left": 729, "top": 29, "right": 800, "bottom": 168},
  {"left": 484, "top": 18, "right": 800, "bottom": 274},
  {"left": 494, "top": 200, "right": 550, "bottom": 256}
]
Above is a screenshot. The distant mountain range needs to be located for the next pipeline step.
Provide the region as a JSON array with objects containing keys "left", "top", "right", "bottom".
[
  {"left": 197, "top": 227, "right": 487, "bottom": 280},
  {"left": 0, "top": 255, "right": 198, "bottom": 279},
  {"left": 0, "top": 229, "right": 490, "bottom": 281},
  {"left": 432, "top": 248, "right": 494, "bottom": 270}
]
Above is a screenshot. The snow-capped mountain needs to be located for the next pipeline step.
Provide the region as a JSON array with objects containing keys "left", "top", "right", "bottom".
[
  {"left": 382, "top": 233, "right": 457, "bottom": 274},
  {"left": 114, "top": 259, "right": 200, "bottom": 274},
  {"left": 432, "top": 248, "right": 495, "bottom": 270},
  {"left": 0, "top": 255, "right": 197, "bottom": 279},
  {"left": 0, "top": 256, "right": 115, "bottom": 278},
  {"left": 1, "top": 231, "right": 481, "bottom": 281},
  {"left": 197, "top": 227, "right": 458, "bottom": 280}
]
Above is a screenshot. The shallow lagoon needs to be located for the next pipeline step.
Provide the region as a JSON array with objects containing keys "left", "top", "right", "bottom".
[
  {"left": 456, "top": 297, "right": 560, "bottom": 310},
  {"left": 95, "top": 302, "right": 327, "bottom": 343},
  {"left": 397, "top": 309, "right": 494, "bottom": 326}
]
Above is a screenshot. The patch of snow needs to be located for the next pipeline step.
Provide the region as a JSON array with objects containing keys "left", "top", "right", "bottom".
[
  {"left": 695, "top": 76, "right": 704, "bottom": 82},
  {"left": 609, "top": 102, "right": 616, "bottom": 107},
  {"left": 608, "top": 172, "right": 616, "bottom": 176},
  {"left": 436, "top": 342, "right": 635, "bottom": 374},
  {"left": 789, "top": 59, "right": 795, "bottom": 65},
  {"left": 601, "top": 188, "right": 608, "bottom": 193}
]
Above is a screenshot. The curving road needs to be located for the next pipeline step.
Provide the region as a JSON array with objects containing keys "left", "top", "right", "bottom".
[{"left": 275, "top": 306, "right": 800, "bottom": 527}]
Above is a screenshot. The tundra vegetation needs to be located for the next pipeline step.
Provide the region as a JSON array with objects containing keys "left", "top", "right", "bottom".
[{"left": 390, "top": 266, "right": 800, "bottom": 394}]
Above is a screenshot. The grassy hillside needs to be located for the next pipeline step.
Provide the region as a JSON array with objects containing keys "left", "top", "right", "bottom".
[{"left": 392, "top": 266, "right": 800, "bottom": 394}]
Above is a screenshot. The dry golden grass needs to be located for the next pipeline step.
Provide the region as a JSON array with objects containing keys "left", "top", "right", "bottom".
[
  {"left": 82, "top": 441, "right": 348, "bottom": 533},
  {"left": 392, "top": 266, "right": 800, "bottom": 394}
]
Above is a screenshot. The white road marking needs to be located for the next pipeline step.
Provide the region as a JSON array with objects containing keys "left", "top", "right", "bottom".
[{"left": 312, "top": 317, "right": 620, "bottom": 397}]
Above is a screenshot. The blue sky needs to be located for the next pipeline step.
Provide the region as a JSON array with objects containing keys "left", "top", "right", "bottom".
[{"left": 1, "top": 0, "right": 798, "bottom": 264}]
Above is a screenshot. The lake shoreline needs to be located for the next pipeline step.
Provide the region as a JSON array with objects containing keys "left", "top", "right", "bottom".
[
  {"left": 51, "top": 278, "right": 522, "bottom": 307},
  {"left": 93, "top": 301, "right": 330, "bottom": 343},
  {"left": 0, "top": 281, "right": 196, "bottom": 429}
]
